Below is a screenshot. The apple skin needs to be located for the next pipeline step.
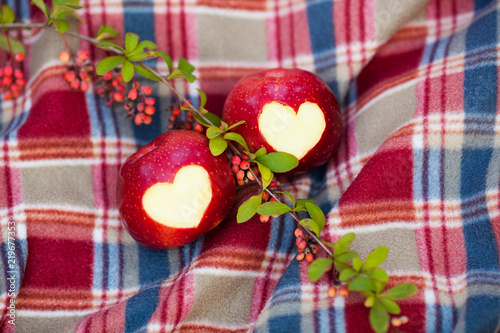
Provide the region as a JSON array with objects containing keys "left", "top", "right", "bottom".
[
  {"left": 221, "top": 68, "right": 342, "bottom": 174},
  {"left": 117, "top": 130, "right": 235, "bottom": 249}
]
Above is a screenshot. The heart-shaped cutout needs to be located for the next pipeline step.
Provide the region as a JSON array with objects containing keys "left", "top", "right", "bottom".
[
  {"left": 258, "top": 101, "right": 326, "bottom": 159},
  {"left": 142, "top": 165, "right": 212, "bottom": 228}
]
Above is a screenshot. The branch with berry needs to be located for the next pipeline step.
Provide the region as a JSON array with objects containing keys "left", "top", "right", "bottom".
[{"left": 1, "top": 1, "right": 417, "bottom": 332}]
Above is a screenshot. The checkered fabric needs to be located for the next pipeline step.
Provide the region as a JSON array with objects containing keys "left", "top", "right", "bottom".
[{"left": 0, "top": 0, "right": 499, "bottom": 332}]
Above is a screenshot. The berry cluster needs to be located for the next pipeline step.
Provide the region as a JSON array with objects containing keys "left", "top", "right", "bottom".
[
  {"left": 95, "top": 70, "right": 126, "bottom": 107},
  {"left": 61, "top": 50, "right": 93, "bottom": 92},
  {"left": 124, "top": 82, "right": 156, "bottom": 125},
  {"left": 391, "top": 316, "right": 409, "bottom": 327},
  {"left": 167, "top": 103, "right": 204, "bottom": 133},
  {"left": 0, "top": 53, "right": 26, "bottom": 101},
  {"left": 294, "top": 228, "right": 319, "bottom": 262}
]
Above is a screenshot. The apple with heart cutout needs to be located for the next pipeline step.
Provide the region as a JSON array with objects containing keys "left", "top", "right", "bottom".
[
  {"left": 221, "top": 68, "right": 342, "bottom": 174},
  {"left": 117, "top": 130, "right": 236, "bottom": 249}
]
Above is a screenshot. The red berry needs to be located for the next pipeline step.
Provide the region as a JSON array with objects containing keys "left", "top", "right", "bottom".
[
  {"left": 133, "top": 81, "right": 141, "bottom": 90},
  {"left": 262, "top": 192, "right": 270, "bottom": 202},
  {"left": 113, "top": 92, "right": 124, "bottom": 102},
  {"left": 141, "top": 85, "right": 152, "bottom": 95},
  {"left": 194, "top": 124, "right": 203, "bottom": 133},
  {"left": 232, "top": 165, "right": 239, "bottom": 173},
  {"left": 14, "top": 70, "right": 23, "bottom": 79},
  {"left": 3, "top": 91, "right": 12, "bottom": 101},
  {"left": 338, "top": 288, "right": 349, "bottom": 297},
  {"left": 298, "top": 240, "right": 307, "bottom": 250},
  {"left": 117, "top": 84, "right": 126, "bottom": 92},
  {"left": 169, "top": 115, "right": 176, "bottom": 122},
  {"left": 241, "top": 154, "right": 249, "bottom": 160},
  {"left": 295, "top": 236, "right": 303, "bottom": 246},
  {"left": 246, "top": 171, "right": 255, "bottom": 181},
  {"left": 16, "top": 78, "right": 26, "bottom": 87},
  {"left": 128, "top": 88, "right": 138, "bottom": 101},
  {"left": 144, "top": 115, "right": 153, "bottom": 125},
  {"left": 4, "top": 66, "right": 13, "bottom": 77},
  {"left": 237, "top": 179, "right": 245, "bottom": 186},
  {"left": 240, "top": 160, "right": 250, "bottom": 170},
  {"left": 145, "top": 97, "right": 155, "bottom": 106},
  {"left": 77, "top": 49, "right": 89, "bottom": 61},
  {"left": 70, "top": 79, "right": 80, "bottom": 90},
  {"left": 260, "top": 215, "right": 270, "bottom": 223},
  {"left": 144, "top": 105, "right": 155, "bottom": 116},
  {"left": 296, "top": 253, "right": 305, "bottom": 261},
  {"left": 14, "top": 53, "right": 24, "bottom": 62},
  {"left": 310, "top": 244, "right": 318, "bottom": 254},
  {"left": 59, "top": 51, "right": 70, "bottom": 62},
  {"left": 64, "top": 71, "right": 76, "bottom": 82},
  {"left": 236, "top": 170, "right": 245, "bottom": 180},
  {"left": 294, "top": 228, "right": 303, "bottom": 238},
  {"left": 80, "top": 81, "right": 90, "bottom": 92},
  {"left": 103, "top": 72, "right": 113, "bottom": 81},
  {"left": 134, "top": 113, "right": 145, "bottom": 125},
  {"left": 305, "top": 253, "right": 314, "bottom": 262},
  {"left": 137, "top": 103, "right": 145, "bottom": 112},
  {"left": 2, "top": 76, "right": 12, "bottom": 86},
  {"left": 328, "top": 287, "right": 336, "bottom": 298},
  {"left": 270, "top": 181, "right": 276, "bottom": 188},
  {"left": 184, "top": 123, "right": 192, "bottom": 130},
  {"left": 232, "top": 156, "right": 241, "bottom": 166},
  {"left": 172, "top": 108, "right": 181, "bottom": 116}
]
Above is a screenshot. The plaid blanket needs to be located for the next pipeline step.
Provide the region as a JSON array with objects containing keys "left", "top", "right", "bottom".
[{"left": 1, "top": 0, "right": 500, "bottom": 332}]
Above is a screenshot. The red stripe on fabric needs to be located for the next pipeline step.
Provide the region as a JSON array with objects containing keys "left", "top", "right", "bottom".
[
  {"left": 439, "top": 0, "right": 458, "bottom": 327},
  {"left": 288, "top": 0, "right": 296, "bottom": 67},
  {"left": 166, "top": 1, "right": 173, "bottom": 56},
  {"left": 180, "top": 0, "right": 187, "bottom": 58},
  {"left": 274, "top": 0, "right": 282, "bottom": 67},
  {"left": 421, "top": 1, "right": 443, "bottom": 330}
]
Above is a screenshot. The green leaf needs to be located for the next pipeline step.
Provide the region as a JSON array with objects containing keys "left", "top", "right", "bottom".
[
  {"left": 31, "top": 0, "right": 50, "bottom": 19},
  {"left": 382, "top": 284, "right": 418, "bottom": 300},
  {"left": 295, "top": 199, "right": 316, "bottom": 212},
  {"left": 299, "top": 218, "right": 321, "bottom": 236},
  {"left": 194, "top": 111, "right": 221, "bottom": 127},
  {"left": 305, "top": 202, "right": 325, "bottom": 233},
  {"left": 96, "top": 24, "right": 118, "bottom": 40},
  {"left": 53, "top": 18, "right": 69, "bottom": 33},
  {"left": 255, "top": 147, "right": 267, "bottom": 158},
  {"left": 363, "top": 268, "right": 389, "bottom": 282},
  {"left": 278, "top": 191, "right": 295, "bottom": 207},
  {"left": 323, "top": 241, "right": 336, "bottom": 248},
  {"left": 339, "top": 268, "right": 358, "bottom": 281},
  {"left": 370, "top": 301, "right": 390, "bottom": 333},
  {"left": 224, "top": 132, "right": 249, "bottom": 152},
  {"left": 334, "top": 233, "right": 355, "bottom": 255},
  {"left": 209, "top": 136, "right": 227, "bottom": 156},
  {"left": 121, "top": 61, "right": 134, "bottom": 82},
  {"left": 53, "top": 0, "right": 70, "bottom": 4},
  {"left": 168, "top": 68, "right": 196, "bottom": 83},
  {"left": 335, "top": 251, "right": 358, "bottom": 263},
  {"left": 308, "top": 258, "right": 333, "bottom": 282},
  {"left": 0, "top": 36, "right": 25, "bottom": 55},
  {"left": 334, "top": 261, "right": 351, "bottom": 271},
  {"left": 257, "top": 201, "right": 291, "bottom": 217},
  {"left": 363, "top": 246, "right": 389, "bottom": 271},
  {"left": 157, "top": 50, "right": 173, "bottom": 73},
  {"left": 227, "top": 120, "right": 246, "bottom": 131},
  {"left": 127, "top": 51, "right": 159, "bottom": 62},
  {"left": 0, "top": 5, "right": 15, "bottom": 24},
  {"left": 374, "top": 280, "right": 386, "bottom": 294},
  {"left": 379, "top": 297, "right": 401, "bottom": 315},
  {"left": 237, "top": 193, "right": 263, "bottom": 223},
  {"left": 128, "top": 40, "right": 158, "bottom": 55},
  {"left": 96, "top": 56, "right": 125, "bottom": 75},
  {"left": 256, "top": 162, "right": 273, "bottom": 190},
  {"left": 97, "top": 41, "right": 125, "bottom": 52},
  {"left": 349, "top": 277, "right": 377, "bottom": 292},
  {"left": 365, "top": 295, "right": 376, "bottom": 308},
  {"left": 125, "top": 32, "right": 139, "bottom": 53},
  {"left": 178, "top": 57, "right": 195, "bottom": 73},
  {"left": 206, "top": 126, "right": 224, "bottom": 139},
  {"left": 197, "top": 89, "right": 207, "bottom": 109},
  {"left": 255, "top": 152, "right": 299, "bottom": 173},
  {"left": 352, "top": 258, "right": 363, "bottom": 272},
  {"left": 133, "top": 64, "right": 161, "bottom": 81}
]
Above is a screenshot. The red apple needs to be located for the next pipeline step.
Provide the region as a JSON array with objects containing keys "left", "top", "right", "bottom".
[
  {"left": 221, "top": 68, "right": 342, "bottom": 174},
  {"left": 117, "top": 130, "right": 235, "bottom": 249}
]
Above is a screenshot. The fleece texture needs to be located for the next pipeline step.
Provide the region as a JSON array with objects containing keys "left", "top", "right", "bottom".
[{"left": 0, "top": 0, "right": 499, "bottom": 332}]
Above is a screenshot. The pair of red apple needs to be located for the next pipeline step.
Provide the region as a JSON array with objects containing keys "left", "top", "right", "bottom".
[{"left": 117, "top": 68, "right": 343, "bottom": 249}]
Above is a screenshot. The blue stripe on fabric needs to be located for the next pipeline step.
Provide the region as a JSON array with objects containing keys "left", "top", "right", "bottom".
[
  {"left": 123, "top": 1, "right": 163, "bottom": 145},
  {"left": 462, "top": 5, "right": 500, "bottom": 330},
  {"left": 92, "top": 242, "right": 103, "bottom": 291},
  {"left": 107, "top": 243, "right": 119, "bottom": 290},
  {"left": 86, "top": 89, "right": 102, "bottom": 139},
  {"left": 268, "top": 213, "right": 296, "bottom": 254},
  {"left": 306, "top": 0, "right": 340, "bottom": 99},
  {"left": 138, "top": 245, "right": 170, "bottom": 286},
  {"left": 125, "top": 284, "right": 161, "bottom": 333},
  {"left": 334, "top": 298, "right": 345, "bottom": 333},
  {"left": 427, "top": 149, "right": 441, "bottom": 200},
  {"left": 440, "top": 304, "right": 453, "bottom": 333}
]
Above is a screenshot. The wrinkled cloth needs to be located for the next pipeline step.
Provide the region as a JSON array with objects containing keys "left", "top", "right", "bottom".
[{"left": 1, "top": 0, "right": 500, "bottom": 332}]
